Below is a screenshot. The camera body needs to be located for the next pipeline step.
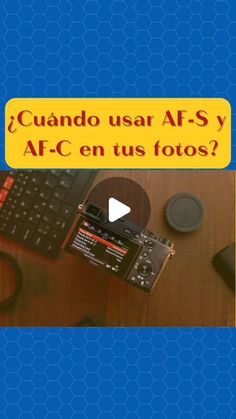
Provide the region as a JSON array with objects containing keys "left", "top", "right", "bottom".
[{"left": 64, "top": 202, "right": 175, "bottom": 291}]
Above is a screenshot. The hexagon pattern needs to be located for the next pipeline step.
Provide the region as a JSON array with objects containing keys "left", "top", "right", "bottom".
[
  {"left": 0, "top": 328, "right": 236, "bottom": 417},
  {"left": 0, "top": 1, "right": 236, "bottom": 417},
  {"left": 0, "top": 0, "right": 235, "bottom": 167}
]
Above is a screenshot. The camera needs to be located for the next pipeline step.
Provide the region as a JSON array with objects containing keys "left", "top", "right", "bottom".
[{"left": 63, "top": 201, "right": 175, "bottom": 291}]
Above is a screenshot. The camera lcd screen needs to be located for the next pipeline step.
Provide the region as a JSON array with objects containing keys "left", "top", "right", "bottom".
[{"left": 67, "top": 216, "right": 141, "bottom": 278}]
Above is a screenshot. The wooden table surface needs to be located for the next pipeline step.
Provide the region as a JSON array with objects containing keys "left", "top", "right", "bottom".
[{"left": 0, "top": 170, "right": 234, "bottom": 326}]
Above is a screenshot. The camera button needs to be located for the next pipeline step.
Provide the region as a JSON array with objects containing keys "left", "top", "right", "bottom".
[
  {"left": 124, "top": 228, "right": 131, "bottom": 235},
  {"left": 145, "top": 239, "right": 154, "bottom": 248},
  {"left": 142, "top": 251, "right": 149, "bottom": 258},
  {"left": 137, "top": 261, "right": 152, "bottom": 277}
]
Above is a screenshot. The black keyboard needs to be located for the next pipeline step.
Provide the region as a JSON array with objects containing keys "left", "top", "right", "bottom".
[{"left": 0, "top": 170, "right": 96, "bottom": 258}]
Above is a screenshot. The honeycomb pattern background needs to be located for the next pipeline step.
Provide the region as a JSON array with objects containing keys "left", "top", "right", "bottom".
[
  {"left": 0, "top": 0, "right": 235, "bottom": 167},
  {"left": 0, "top": 0, "right": 236, "bottom": 417},
  {"left": 0, "top": 328, "right": 235, "bottom": 418}
]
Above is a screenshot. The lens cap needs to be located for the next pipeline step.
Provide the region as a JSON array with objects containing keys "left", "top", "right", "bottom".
[{"left": 166, "top": 193, "right": 204, "bottom": 233}]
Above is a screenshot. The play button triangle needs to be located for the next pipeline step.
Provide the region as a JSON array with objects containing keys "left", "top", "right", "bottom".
[{"left": 108, "top": 197, "right": 131, "bottom": 222}]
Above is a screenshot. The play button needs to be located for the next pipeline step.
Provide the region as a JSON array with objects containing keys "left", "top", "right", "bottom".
[
  {"left": 87, "top": 176, "right": 151, "bottom": 228},
  {"left": 108, "top": 198, "right": 131, "bottom": 222}
]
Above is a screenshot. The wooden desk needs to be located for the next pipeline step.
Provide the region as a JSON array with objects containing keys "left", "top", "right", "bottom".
[{"left": 0, "top": 170, "right": 234, "bottom": 326}]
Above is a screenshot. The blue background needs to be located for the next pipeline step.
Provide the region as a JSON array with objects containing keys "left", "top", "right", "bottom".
[{"left": 0, "top": 0, "right": 235, "bottom": 417}]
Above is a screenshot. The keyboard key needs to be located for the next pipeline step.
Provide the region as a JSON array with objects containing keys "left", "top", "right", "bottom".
[
  {"left": 51, "top": 170, "right": 61, "bottom": 177},
  {"left": 11, "top": 184, "right": 24, "bottom": 198},
  {"left": 0, "top": 189, "right": 8, "bottom": 202},
  {"left": 0, "top": 222, "right": 8, "bottom": 232},
  {"left": 20, "top": 196, "right": 33, "bottom": 209},
  {"left": 61, "top": 204, "right": 74, "bottom": 219},
  {"left": 0, "top": 208, "right": 12, "bottom": 222},
  {"left": 29, "top": 212, "right": 42, "bottom": 224},
  {"left": 3, "top": 176, "right": 14, "bottom": 190},
  {"left": 48, "top": 198, "right": 61, "bottom": 213},
  {"left": 45, "top": 242, "right": 58, "bottom": 256},
  {"left": 65, "top": 170, "right": 76, "bottom": 176},
  {"left": 54, "top": 186, "right": 68, "bottom": 200},
  {"left": 48, "top": 229, "right": 62, "bottom": 242},
  {"left": 20, "top": 223, "right": 35, "bottom": 242},
  {"left": 45, "top": 173, "right": 58, "bottom": 189},
  {"left": 33, "top": 197, "right": 47, "bottom": 213},
  {"left": 15, "top": 210, "right": 27, "bottom": 221},
  {"left": 39, "top": 187, "right": 51, "bottom": 201},
  {"left": 59, "top": 174, "right": 73, "bottom": 189},
  {"left": 37, "top": 221, "right": 51, "bottom": 236},
  {"left": 43, "top": 210, "right": 55, "bottom": 224},
  {"left": 31, "top": 172, "right": 45, "bottom": 185},
  {"left": 8, "top": 223, "right": 22, "bottom": 237},
  {"left": 55, "top": 217, "right": 67, "bottom": 230},
  {"left": 31, "top": 234, "right": 45, "bottom": 248},
  {"left": 25, "top": 184, "right": 39, "bottom": 197}
]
